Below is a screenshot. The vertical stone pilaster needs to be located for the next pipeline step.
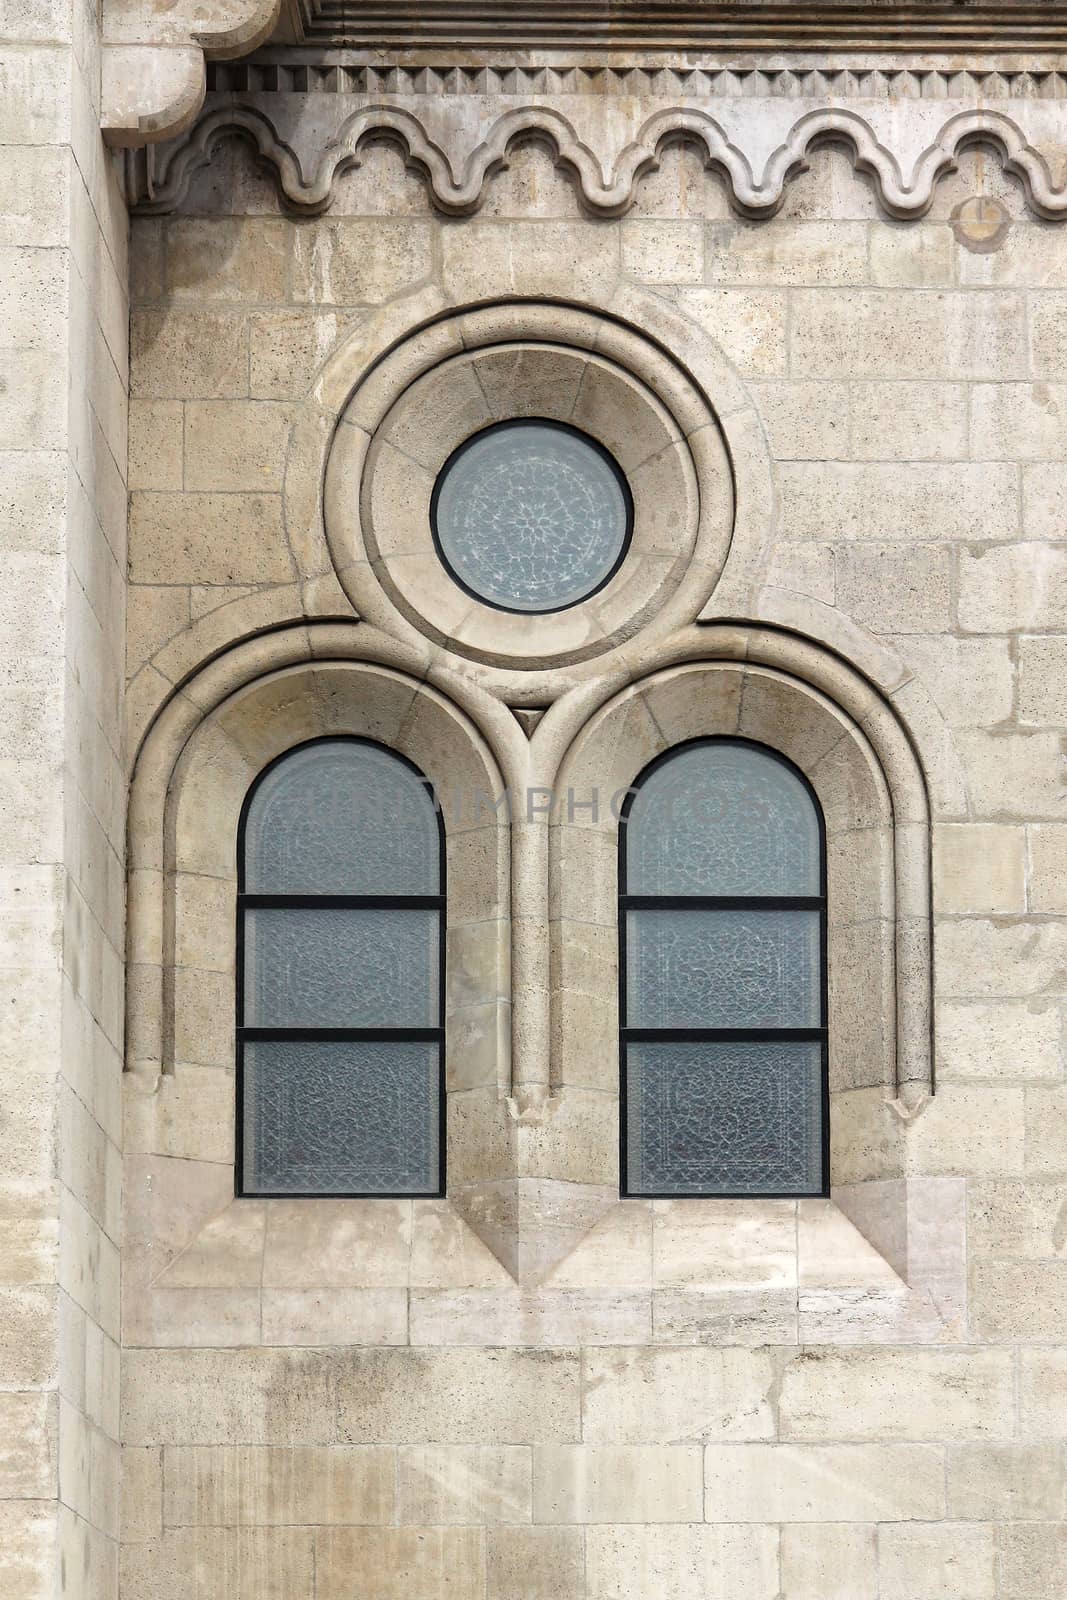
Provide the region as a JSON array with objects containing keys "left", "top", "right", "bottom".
[{"left": 0, "top": 2, "right": 128, "bottom": 1594}]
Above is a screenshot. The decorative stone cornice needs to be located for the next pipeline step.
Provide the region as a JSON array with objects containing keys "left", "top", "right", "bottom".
[
  {"left": 101, "top": 0, "right": 1067, "bottom": 149},
  {"left": 127, "top": 93, "right": 1067, "bottom": 219},
  {"left": 281, "top": 0, "right": 1067, "bottom": 53},
  {"left": 213, "top": 56, "right": 1067, "bottom": 98}
]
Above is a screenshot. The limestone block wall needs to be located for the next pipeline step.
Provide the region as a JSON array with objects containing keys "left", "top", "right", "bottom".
[
  {"left": 120, "top": 124, "right": 1067, "bottom": 1599},
  {"left": 0, "top": 0, "right": 129, "bottom": 1595}
]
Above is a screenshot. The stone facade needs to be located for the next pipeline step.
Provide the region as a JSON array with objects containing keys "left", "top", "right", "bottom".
[
  {"left": 4, "top": 2, "right": 1067, "bottom": 1596},
  {"left": 0, "top": 0, "right": 129, "bottom": 1593}
]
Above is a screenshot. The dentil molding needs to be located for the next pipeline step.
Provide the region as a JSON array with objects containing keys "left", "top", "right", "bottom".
[
  {"left": 126, "top": 83, "right": 1067, "bottom": 218},
  {"left": 101, "top": 0, "right": 1067, "bottom": 148}
]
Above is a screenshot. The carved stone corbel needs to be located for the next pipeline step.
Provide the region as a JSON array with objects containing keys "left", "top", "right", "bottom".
[{"left": 101, "top": 0, "right": 281, "bottom": 147}]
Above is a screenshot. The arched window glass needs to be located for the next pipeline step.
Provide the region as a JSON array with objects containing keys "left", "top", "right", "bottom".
[
  {"left": 620, "top": 738, "right": 827, "bottom": 1198},
  {"left": 237, "top": 738, "right": 444, "bottom": 1197}
]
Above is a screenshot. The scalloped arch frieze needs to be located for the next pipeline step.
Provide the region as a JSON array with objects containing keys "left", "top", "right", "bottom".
[{"left": 128, "top": 95, "right": 1067, "bottom": 219}]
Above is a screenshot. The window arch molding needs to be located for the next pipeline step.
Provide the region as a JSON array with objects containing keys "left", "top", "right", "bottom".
[
  {"left": 549, "top": 652, "right": 934, "bottom": 1216},
  {"left": 127, "top": 648, "right": 513, "bottom": 1211}
]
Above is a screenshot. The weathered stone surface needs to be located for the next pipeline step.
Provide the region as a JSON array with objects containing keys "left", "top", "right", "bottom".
[
  {"left": 972, "top": 1260, "right": 1067, "bottom": 1339},
  {"left": 778, "top": 461, "right": 1016, "bottom": 545},
  {"left": 621, "top": 221, "right": 704, "bottom": 285},
  {"left": 1026, "top": 1085, "right": 1067, "bottom": 1176},
  {"left": 705, "top": 221, "right": 867, "bottom": 286},
  {"left": 336, "top": 1350, "right": 581, "bottom": 1444},
  {"left": 877, "top": 1522, "right": 996, "bottom": 1600},
  {"left": 672, "top": 288, "right": 787, "bottom": 376},
  {"left": 999, "top": 1524, "right": 1067, "bottom": 1600},
  {"left": 934, "top": 824, "right": 1026, "bottom": 914},
  {"left": 905, "top": 1083, "right": 1026, "bottom": 1177},
  {"left": 121, "top": 1526, "right": 314, "bottom": 1599},
  {"left": 1027, "top": 826, "right": 1067, "bottom": 912},
  {"left": 959, "top": 544, "right": 1067, "bottom": 633},
  {"left": 122, "top": 1350, "right": 337, "bottom": 1445},
  {"left": 315, "top": 1527, "right": 486, "bottom": 1600},
  {"left": 532, "top": 1445, "right": 703, "bottom": 1523},
  {"left": 397, "top": 1445, "right": 530, "bottom": 1525},
  {"left": 1021, "top": 1351, "right": 1067, "bottom": 1437},
  {"left": 487, "top": 1525, "right": 584, "bottom": 1600},
  {"left": 291, "top": 221, "right": 433, "bottom": 305},
  {"left": 703, "top": 1443, "right": 945, "bottom": 1522},
  {"left": 938, "top": 1001, "right": 1062, "bottom": 1081},
  {"left": 183, "top": 401, "right": 292, "bottom": 493},
  {"left": 164, "top": 1446, "right": 396, "bottom": 1526},
  {"left": 165, "top": 221, "right": 288, "bottom": 303},
  {"left": 780, "top": 1522, "right": 877, "bottom": 1600},
  {"left": 19, "top": 28, "right": 1067, "bottom": 1600},
  {"left": 580, "top": 1347, "right": 776, "bottom": 1443},
  {"left": 131, "top": 310, "right": 248, "bottom": 399},
  {"left": 790, "top": 289, "right": 1025, "bottom": 379},
  {"left": 947, "top": 1444, "right": 1066, "bottom": 1522},
  {"left": 585, "top": 1523, "right": 779, "bottom": 1600},
  {"left": 779, "top": 1348, "right": 1014, "bottom": 1441}
]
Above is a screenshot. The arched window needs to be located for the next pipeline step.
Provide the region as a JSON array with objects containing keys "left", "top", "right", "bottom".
[
  {"left": 236, "top": 738, "right": 444, "bottom": 1197},
  {"left": 620, "top": 738, "right": 827, "bottom": 1198}
]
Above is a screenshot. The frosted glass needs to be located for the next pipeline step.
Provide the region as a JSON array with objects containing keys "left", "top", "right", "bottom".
[
  {"left": 433, "top": 420, "right": 630, "bottom": 613},
  {"left": 626, "top": 742, "right": 821, "bottom": 897},
  {"left": 244, "top": 740, "right": 440, "bottom": 895},
  {"left": 625, "top": 1038, "right": 824, "bottom": 1195},
  {"left": 626, "top": 908, "right": 820, "bottom": 1029},
  {"left": 245, "top": 908, "right": 438, "bottom": 1028},
  {"left": 242, "top": 1038, "right": 440, "bottom": 1194}
]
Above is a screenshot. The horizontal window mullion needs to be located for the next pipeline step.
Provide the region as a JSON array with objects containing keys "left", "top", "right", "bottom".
[
  {"left": 621, "top": 1027, "right": 826, "bottom": 1043},
  {"left": 239, "top": 1027, "right": 444, "bottom": 1043},
  {"left": 239, "top": 893, "right": 444, "bottom": 911},
  {"left": 620, "top": 895, "right": 824, "bottom": 912}
]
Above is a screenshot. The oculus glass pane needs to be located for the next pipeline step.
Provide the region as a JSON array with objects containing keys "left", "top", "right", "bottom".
[
  {"left": 431, "top": 419, "right": 632, "bottom": 613},
  {"left": 237, "top": 738, "right": 444, "bottom": 1197},
  {"left": 620, "top": 739, "right": 828, "bottom": 1197}
]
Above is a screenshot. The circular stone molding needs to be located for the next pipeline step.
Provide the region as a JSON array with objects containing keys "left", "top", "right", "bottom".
[{"left": 323, "top": 302, "right": 735, "bottom": 673}]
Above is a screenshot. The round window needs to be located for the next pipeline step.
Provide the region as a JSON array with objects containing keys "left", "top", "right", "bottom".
[{"left": 430, "top": 419, "right": 633, "bottom": 614}]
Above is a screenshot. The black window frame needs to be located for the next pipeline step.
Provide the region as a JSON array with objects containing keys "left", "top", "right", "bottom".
[
  {"left": 234, "top": 734, "right": 447, "bottom": 1200},
  {"left": 618, "top": 734, "right": 830, "bottom": 1200}
]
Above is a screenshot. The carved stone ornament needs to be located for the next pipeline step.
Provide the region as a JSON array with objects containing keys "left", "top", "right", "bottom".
[
  {"left": 102, "top": 0, "right": 282, "bottom": 146},
  {"left": 323, "top": 304, "right": 730, "bottom": 675},
  {"left": 125, "top": 54, "right": 1067, "bottom": 219},
  {"left": 104, "top": 0, "right": 1067, "bottom": 151}
]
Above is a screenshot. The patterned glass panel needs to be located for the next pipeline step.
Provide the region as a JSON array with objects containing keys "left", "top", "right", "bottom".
[
  {"left": 244, "top": 740, "right": 439, "bottom": 895},
  {"left": 626, "top": 742, "right": 820, "bottom": 897},
  {"left": 625, "top": 1039, "right": 824, "bottom": 1195},
  {"left": 242, "top": 1038, "right": 439, "bottom": 1195},
  {"left": 626, "top": 909, "right": 820, "bottom": 1030},
  {"left": 433, "top": 420, "right": 630, "bottom": 613},
  {"left": 245, "top": 908, "right": 439, "bottom": 1029}
]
